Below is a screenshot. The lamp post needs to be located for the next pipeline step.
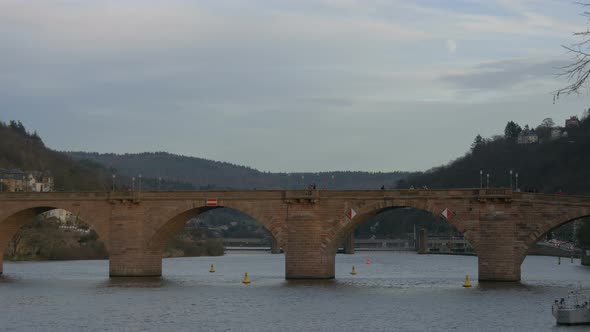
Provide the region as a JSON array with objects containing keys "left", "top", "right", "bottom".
[
  {"left": 138, "top": 174, "right": 142, "bottom": 193},
  {"left": 509, "top": 170, "right": 513, "bottom": 190},
  {"left": 479, "top": 170, "right": 483, "bottom": 188},
  {"left": 132, "top": 177, "right": 135, "bottom": 192},
  {"left": 158, "top": 177, "right": 162, "bottom": 191},
  {"left": 515, "top": 173, "right": 519, "bottom": 191},
  {"left": 486, "top": 173, "right": 490, "bottom": 188},
  {"left": 112, "top": 174, "right": 116, "bottom": 192}
]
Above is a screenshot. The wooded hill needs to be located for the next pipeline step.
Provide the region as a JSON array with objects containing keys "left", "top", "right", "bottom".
[
  {"left": 399, "top": 114, "right": 590, "bottom": 195},
  {"left": 397, "top": 114, "right": 590, "bottom": 247},
  {"left": 0, "top": 121, "right": 194, "bottom": 191},
  {"left": 66, "top": 151, "right": 409, "bottom": 190},
  {"left": 0, "top": 121, "right": 110, "bottom": 191}
]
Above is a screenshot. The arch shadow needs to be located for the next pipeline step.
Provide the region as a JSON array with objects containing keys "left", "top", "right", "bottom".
[
  {"left": 146, "top": 205, "right": 285, "bottom": 258},
  {"left": 517, "top": 214, "right": 590, "bottom": 266},
  {"left": 0, "top": 206, "right": 110, "bottom": 274},
  {"left": 343, "top": 206, "right": 472, "bottom": 254},
  {"left": 326, "top": 201, "right": 476, "bottom": 259}
]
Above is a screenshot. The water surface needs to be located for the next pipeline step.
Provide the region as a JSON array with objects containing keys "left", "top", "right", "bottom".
[{"left": 1, "top": 253, "right": 589, "bottom": 331}]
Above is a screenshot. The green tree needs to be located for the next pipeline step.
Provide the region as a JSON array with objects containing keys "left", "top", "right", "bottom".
[
  {"left": 540, "top": 118, "right": 555, "bottom": 128},
  {"left": 471, "top": 134, "right": 484, "bottom": 152},
  {"left": 504, "top": 121, "right": 522, "bottom": 141}
]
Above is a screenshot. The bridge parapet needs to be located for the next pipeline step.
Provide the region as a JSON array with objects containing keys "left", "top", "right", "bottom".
[
  {"left": 0, "top": 191, "right": 111, "bottom": 201},
  {"left": 0, "top": 188, "right": 518, "bottom": 201},
  {"left": 283, "top": 190, "right": 319, "bottom": 204},
  {"left": 512, "top": 192, "right": 590, "bottom": 206},
  {"left": 476, "top": 188, "right": 512, "bottom": 202},
  {"left": 108, "top": 191, "right": 141, "bottom": 204}
]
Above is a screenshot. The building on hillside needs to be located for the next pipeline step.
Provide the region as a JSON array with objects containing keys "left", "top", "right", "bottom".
[
  {"left": 0, "top": 169, "right": 26, "bottom": 192},
  {"left": 43, "top": 209, "right": 74, "bottom": 223},
  {"left": 565, "top": 116, "right": 580, "bottom": 128},
  {"left": 517, "top": 129, "right": 538, "bottom": 144},
  {"left": 549, "top": 127, "right": 569, "bottom": 141},
  {"left": 0, "top": 169, "right": 54, "bottom": 192},
  {"left": 550, "top": 128, "right": 562, "bottom": 140},
  {"left": 40, "top": 209, "right": 89, "bottom": 234},
  {"left": 30, "top": 171, "right": 54, "bottom": 192}
]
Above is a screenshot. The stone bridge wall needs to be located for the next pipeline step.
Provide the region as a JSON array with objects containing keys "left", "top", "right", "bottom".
[{"left": 1, "top": 189, "right": 589, "bottom": 281}]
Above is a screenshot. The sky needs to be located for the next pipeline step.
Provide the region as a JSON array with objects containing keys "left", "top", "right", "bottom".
[{"left": 1, "top": 0, "right": 589, "bottom": 172}]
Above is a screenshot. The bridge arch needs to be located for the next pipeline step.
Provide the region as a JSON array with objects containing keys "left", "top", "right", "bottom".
[
  {"left": 324, "top": 199, "right": 476, "bottom": 258},
  {"left": 132, "top": 200, "right": 289, "bottom": 277},
  {"left": 515, "top": 211, "right": 590, "bottom": 269},
  {"left": 146, "top": 204, "right": 286, "bottom": 254},
  {"left": 0, "top": 204, "right": 111, "bottom": 275}
]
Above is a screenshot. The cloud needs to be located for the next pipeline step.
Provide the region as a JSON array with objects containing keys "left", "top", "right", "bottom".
[
  {"left": 440, "top": 58, "right": 569, "bottom": 91},
  {"left": 0, "top": 0, "right": 430, "bottom": 59},
  {"left": 446, "top": 39, "right": 457, "bottom": 54},
  {"left": 0, "top": 0, "right": 586, "bottom": 172},
  {"left": 454, "top": 12, "right": 578, "bottom": 37},
  {"left": 404, "top": 0, "right": 580, "bottom": 40}
]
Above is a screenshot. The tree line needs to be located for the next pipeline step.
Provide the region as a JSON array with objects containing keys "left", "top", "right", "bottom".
[
  {"left": 399, "top": 113, "right": 590, "bottom": 247},
  {"left": 67, "top": 151, "right": 409, "bottom": 190}
]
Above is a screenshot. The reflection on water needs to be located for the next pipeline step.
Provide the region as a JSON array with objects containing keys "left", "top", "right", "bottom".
[
  {"left": 104, "top": 277, "right": 167, "bottom": 289},
  {"left": 1, "top": 253, "right": 589, "bottom": 331}
]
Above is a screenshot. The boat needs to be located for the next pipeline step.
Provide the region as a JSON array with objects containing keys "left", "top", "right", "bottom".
[{"left": 552, "top": 290, "right": 590, "bottom": 325}]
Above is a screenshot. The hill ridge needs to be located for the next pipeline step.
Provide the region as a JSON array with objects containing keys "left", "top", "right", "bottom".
[{"left": 66, "top": 151, "right": 409, "bottom": 190}]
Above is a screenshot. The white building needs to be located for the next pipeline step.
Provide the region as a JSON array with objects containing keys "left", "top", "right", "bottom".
[
  {"left": 43, "top": 209, "right": 74, "bottom": 223},
  {"left": 517, "top": 129, "right": 538, "bottom": 144}
]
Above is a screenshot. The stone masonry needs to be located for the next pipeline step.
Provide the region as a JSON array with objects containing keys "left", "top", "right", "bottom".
[{"left": 1, "top": 189, "right": 589, "bottom": 281}]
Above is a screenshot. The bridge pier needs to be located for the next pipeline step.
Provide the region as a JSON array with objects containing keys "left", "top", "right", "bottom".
[
  {"left": 271, "top": 236, "right": 281, "bottom": 254},
  {"left": 478, "top": 254, "right": 521, "bottom": 282},
  {"left": 418, "top": 228, "right": 428, "bottom": 254},
  {"left": 108, "top": 204, "right": 162, "bottom": 277},
  {"left": 284, "top": 212, "right": 335, "bottom": 279},
  {"left": 343, "top": 231, "right": 355, "bottom": 254},
  {"left": 109, "top": 251, "right": 162, "bottom": 277},
  {"left": 286, "top": 250, "right": 335, "bottom": 279},
  {"left": 476, "top": 216, "right": 521, "bottom": 282}
]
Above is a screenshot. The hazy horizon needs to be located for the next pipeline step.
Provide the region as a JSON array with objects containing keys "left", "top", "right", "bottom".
[{"left": 2, "top": 0, "right": 589, "bottom": 172}]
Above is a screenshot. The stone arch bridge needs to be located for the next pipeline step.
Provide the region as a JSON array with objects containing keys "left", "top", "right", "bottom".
[{"left": 1, "top": 189, "right": 588, "bottom": 281}]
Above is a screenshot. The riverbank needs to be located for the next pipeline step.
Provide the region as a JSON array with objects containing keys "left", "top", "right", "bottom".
[
  {"left": 4, "top": 220, "right": 108, "bottom": 261},
  {"left": 4, "top": 218, "right": 224, "bottom": 261}
]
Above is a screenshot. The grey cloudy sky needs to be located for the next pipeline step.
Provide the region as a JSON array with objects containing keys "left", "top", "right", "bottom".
[{"left": 1, "top": 0, "right": 589, "bottom": 172}]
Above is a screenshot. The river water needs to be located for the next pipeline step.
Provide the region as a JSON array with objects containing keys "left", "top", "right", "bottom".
[{"left": 1, "top": 252, "right": 589, "bottom": 331}]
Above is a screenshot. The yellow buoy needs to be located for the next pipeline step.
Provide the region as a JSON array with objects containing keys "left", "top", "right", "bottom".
[
  {"left": 209, "top": 264, "right": 215, "bottom": 273},
  {"left": 242, "top": 272, "right": 251, "bottom": 284},
  {"left": 463, "top": 274, "right": 472, "bottom": 288},
  {"left": 350, "top": 265, "right": 357, "bottom": 275}
]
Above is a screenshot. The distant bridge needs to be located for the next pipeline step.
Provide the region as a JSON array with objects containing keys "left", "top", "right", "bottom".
[{"left": 1, "top": 188, "right": 589, "bottom": 281}]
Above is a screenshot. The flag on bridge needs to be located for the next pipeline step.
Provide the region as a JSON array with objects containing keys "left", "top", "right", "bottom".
[
  {"left": 346, "top": 208, "right": 357, "bottom": 220},
  {"left": 440, "top": 208, "right": 453, "bottom": 220},
  {"left": 206, "top": 198, "right": 218, "bottom": 207}
]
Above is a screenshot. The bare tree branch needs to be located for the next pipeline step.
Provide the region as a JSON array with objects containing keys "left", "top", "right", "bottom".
[{"left": 555, "top": 2, "right": 590, "bottom": 97}]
